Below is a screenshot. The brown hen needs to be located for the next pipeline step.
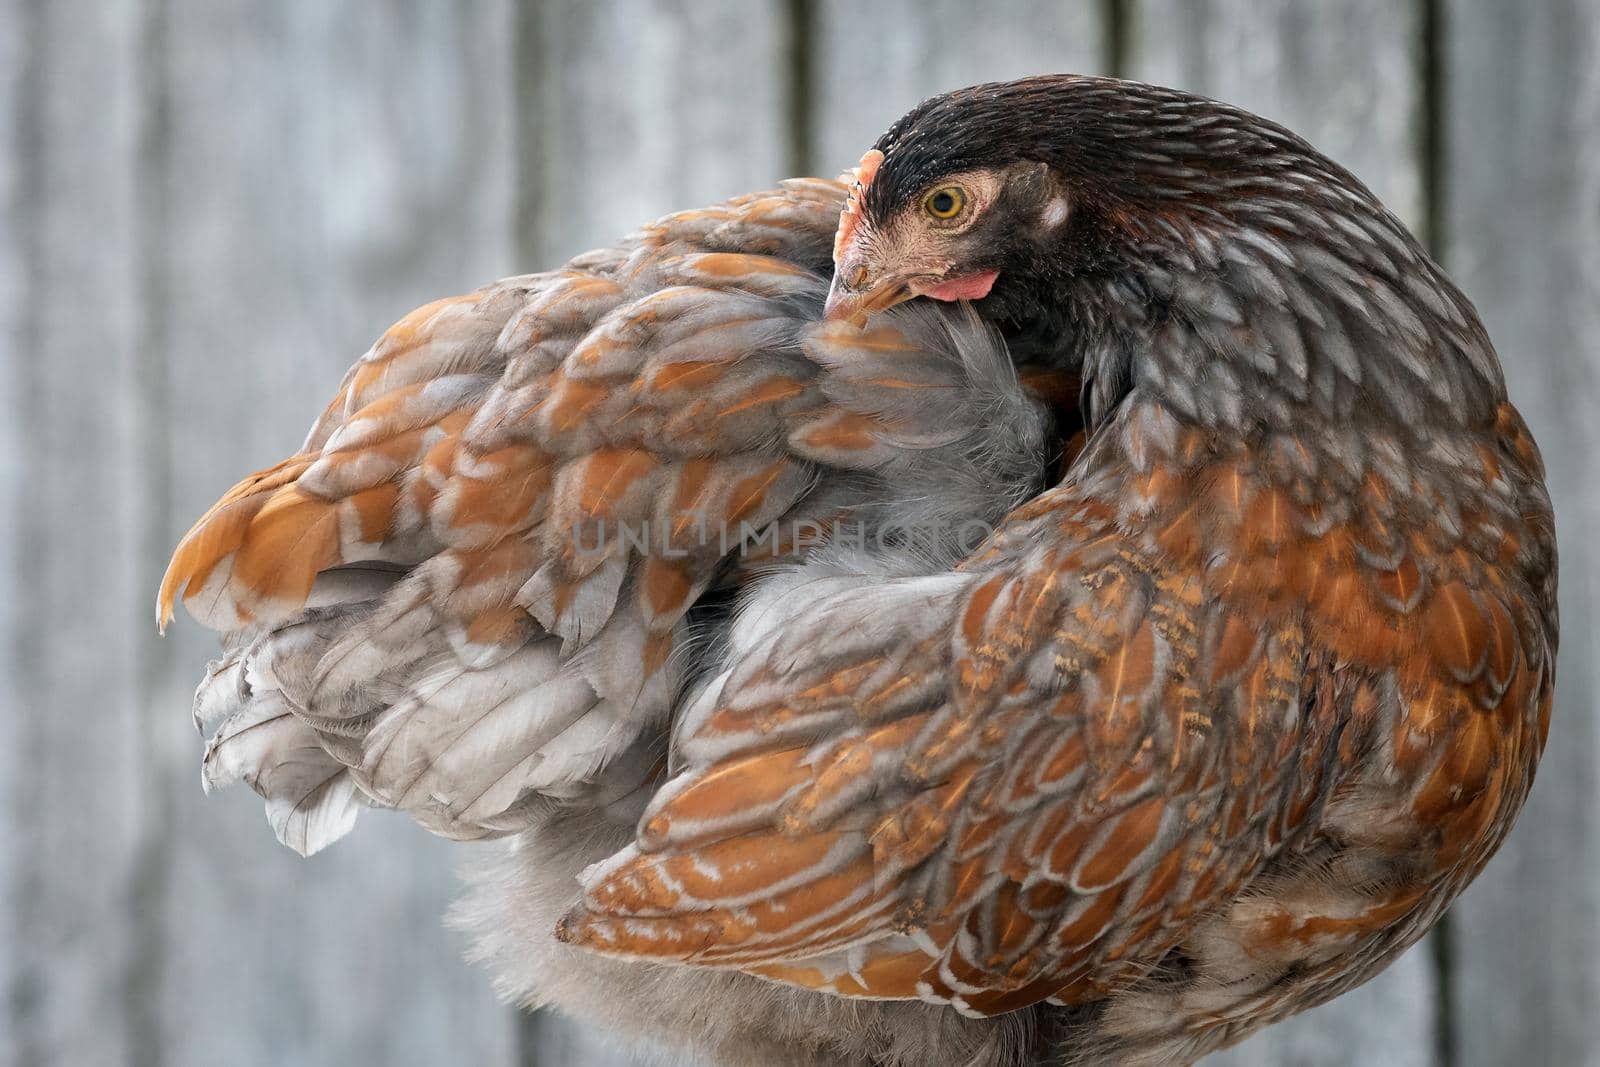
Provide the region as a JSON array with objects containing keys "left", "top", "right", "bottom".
[{"left": 160, "top": 76, "right": 1556, "bottom": 1066}]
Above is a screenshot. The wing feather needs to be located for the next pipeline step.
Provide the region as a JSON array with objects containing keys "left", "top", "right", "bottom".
[
  {"left": 561, "top": 397, "right": 1553, "bottom": 1021},
  {"left": 163, "top": 173, "right": 1076, "bottom": 882}
]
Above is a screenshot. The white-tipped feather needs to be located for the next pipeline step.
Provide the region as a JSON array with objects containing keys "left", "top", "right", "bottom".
[
  {"left": 516, "top": 553, "right": 628, "bottom": 652},
  {"left": 200, "top": 683, "right": 363, "bottom": 857}
]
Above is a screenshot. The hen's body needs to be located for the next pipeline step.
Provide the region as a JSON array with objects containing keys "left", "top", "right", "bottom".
[{"left": 162, "top": 77, "right": 1556, "bottom": 1066}]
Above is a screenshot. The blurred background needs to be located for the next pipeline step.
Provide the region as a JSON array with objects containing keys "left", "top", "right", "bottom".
[{"left": 1, "top": 1, "right": 1595, "bottom": 1065}]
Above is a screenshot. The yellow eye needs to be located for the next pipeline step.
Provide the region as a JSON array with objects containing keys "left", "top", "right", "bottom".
[{"left": 924, "top": 186, "right": 966, "bottom": 220}]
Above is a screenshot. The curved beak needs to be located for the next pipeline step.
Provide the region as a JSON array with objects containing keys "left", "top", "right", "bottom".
[{"left": 822, "top": 270, "right": 914, "bottom": 326}]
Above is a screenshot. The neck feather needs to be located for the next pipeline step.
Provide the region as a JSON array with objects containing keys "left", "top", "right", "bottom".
[{"left": 1058, "top": 203, "right": 1505, "bottom": 444}]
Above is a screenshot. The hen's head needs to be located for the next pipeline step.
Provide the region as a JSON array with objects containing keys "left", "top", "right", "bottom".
[
  {"left": 827, "top": 76, "right": 1350, "bottom": 323},
  {"left": 827, "top": 75, "right": 1363, "bottom": 327},
  {"left": 826, "top": 74, "right": 1499, "bottom": 430}
]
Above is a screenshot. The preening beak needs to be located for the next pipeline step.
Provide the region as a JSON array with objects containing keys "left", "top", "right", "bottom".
[
  {"left": 823, "top": 266, "right": 1003, "bottom": 325},
  {"left": 822, "top": 270, "right": 914, "bottom": 326}
]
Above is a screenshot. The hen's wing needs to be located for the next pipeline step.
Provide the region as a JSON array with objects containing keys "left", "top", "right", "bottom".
[
  {"left": 160, "top": 179, "right": 1060, "bottom": 853},
  {"left": 559, "top": 395, "right": 1555, "bottom": 1018}
]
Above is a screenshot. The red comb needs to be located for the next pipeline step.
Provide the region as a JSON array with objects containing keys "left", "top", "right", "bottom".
[{"left": 833, "top": 149, "right": 884, "bottom": 264}]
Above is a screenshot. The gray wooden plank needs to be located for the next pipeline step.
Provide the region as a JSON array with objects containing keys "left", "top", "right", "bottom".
[
  {"left": 0, "top": 4, "right": 26, "bottom": 1062},
  {"left": 151, "top": 4, "right": 520, "bottom": 1066},
  {"left": 1441, "top": 3, "right": 1600, "bottom": 1065},
  {"left": 810, "top": 0, "right": 1109, "bottom": 175},
  {"left": 0, "top": 3, "right": 151, "bottom": 1065},
  {"left": 1128, "top": 3, "right": 1437, "bottom": 1064},
  {"left": 514, "top": 2, "right": 793, "bottom": 1063},
  {"left": 519, "top": 0, "right": 792, "bottom": 265}
]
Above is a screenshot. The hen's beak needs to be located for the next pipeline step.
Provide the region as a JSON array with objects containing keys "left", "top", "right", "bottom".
[{"left": 822, "top": 269, "right": 914, "bottom": 326}]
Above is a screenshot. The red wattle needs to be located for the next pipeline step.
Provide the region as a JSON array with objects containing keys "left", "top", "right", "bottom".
[{"left": 920, "top": 270, "right": 1000, "bottom": 302}]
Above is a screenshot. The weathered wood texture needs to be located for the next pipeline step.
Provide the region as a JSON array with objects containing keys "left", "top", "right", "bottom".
[
  {"left": 2, "top": 5, "right": 147, "bottom": 1066},
  {"left": 809, "top": 0, "right": 1108, "bottom": 175},
  {"left": 4, "top": 2, "right": 522, "bottom": 1066},
  {"left": 1442, "top": 3, "right": 1600, "bottom": 1066},
  {"left": 150, "top": 5, "right": 524, "bottom": 1066},
  {"left": 519, "top": 0, "right": 792, "bottom": 265},
  {"left": 1, "top": 2, "right": 1593, "bottom": 1066}
]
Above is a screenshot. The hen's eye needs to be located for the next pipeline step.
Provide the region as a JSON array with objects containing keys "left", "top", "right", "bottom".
[{"left": 924, "top": 186, "right": 965, "bottom": 220}]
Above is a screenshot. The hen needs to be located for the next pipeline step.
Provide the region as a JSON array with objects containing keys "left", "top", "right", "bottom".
[{"left": 160, "top": 76, "right": 1556, "bottom": 1066}]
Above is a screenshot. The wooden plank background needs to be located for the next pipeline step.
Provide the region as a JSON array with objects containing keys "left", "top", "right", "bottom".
[{"left": 1, "top": 2, "right": 1593, "bottom": 1065}]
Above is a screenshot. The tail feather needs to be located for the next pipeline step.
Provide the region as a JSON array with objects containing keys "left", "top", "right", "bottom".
[
  {"left": 158, "top": 454, "right": 316, "bottom": 630},
  {"left": 202, "top": 691, "right": 362, "bottom": 857},
  {"left": 161, "top": 479, "right": 411, "bottom": 632},
  {"left": 191, "top": 567, "right": 402, "bottom": 855}
]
